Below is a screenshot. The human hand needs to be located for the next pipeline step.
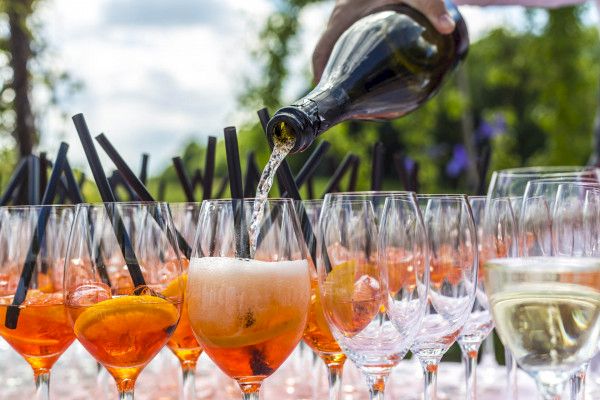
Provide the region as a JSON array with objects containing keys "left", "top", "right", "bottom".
[{"left": 312, "top": 0, "right": 456, "bottom": 82}]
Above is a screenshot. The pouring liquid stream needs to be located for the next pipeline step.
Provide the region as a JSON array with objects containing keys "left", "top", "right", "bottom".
[{"left": 248, "top": 123, "right": 295, "bottom": 255}]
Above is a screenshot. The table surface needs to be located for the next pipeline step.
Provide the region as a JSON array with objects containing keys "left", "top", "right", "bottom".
[{"left": 0, "top": 340, "right": 595, "bottom": 399}]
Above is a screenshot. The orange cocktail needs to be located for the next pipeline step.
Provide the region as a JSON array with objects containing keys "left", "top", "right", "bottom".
[
  {"left": 0, "top": 290, "right": 75, "bottom": 374},
  {"left": 68, "top": 294, "right": 180, "bottom": 392},
  {"left": 187, "top": 257, "right": 310, "bottom": 386},
  {"left": 165, "top": 271, "right": 203, "bottom": 368}
]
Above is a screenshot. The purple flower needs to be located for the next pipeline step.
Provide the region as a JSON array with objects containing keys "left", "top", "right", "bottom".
[
  {"left": 476, "top": 113, "right": 507, "bottom": 140},
  {"left": 476, "top": 121, "right": 495, "bottom": 140},
  {"left": 404, "top": 157, "right": 415, "bottom": 172},
  {"left": 446, "top": 144, "right": 469, "bottom": 178}
]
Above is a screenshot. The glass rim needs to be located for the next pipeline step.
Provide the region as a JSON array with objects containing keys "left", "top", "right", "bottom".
[
  {"left": 0, "top": 204, "right": 77, "bottom": 211},
  {"left": 167, "top": 201, "right": 202, "bottom": 206},
  {"left": 325, "top": 190, "right": 415, "bottom": 197},
  {"left": 74, "top": 201, "right": 170, "bottom": 209},
  {"left": 493, "top": 166, "right": 597, "bottom": 177},
  {"left": 201, "top": 197, "right": 296, "bottom": 204},
  {"left": 300, "top": 199, "right": 323, "bottom": 205},
  {"left": 416, "top": 193, "right": 469, "bottom": 199}
]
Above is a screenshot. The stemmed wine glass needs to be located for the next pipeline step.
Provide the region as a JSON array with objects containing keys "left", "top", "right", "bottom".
[
  {"left": 457, "top": 196, "right": 495, "bottom": 400},
  {"left": 0, "top": 205, "right": 76, "bottom": 400},
  {"left": 409, "top": 195, "right": 478, "bottom": 400},
  {"left": 485, "top": 182, "right": 600, "bottom": 399},
  {"left": 186, "top": 198, "right": 310, "bottom": 400},
  {"left": 485, "top": 166, "right": 600, "bottom": 400},
  {"left": 166, "top": 202, "right": 204, "bottom": 400},
  {"left": 64, "top": 202, "right": 184, "bottom": 400},
  {"left": 521, "top": 180, "right": 600, "bottom": 400},
  {"left": 317, "top": 192, "right": 428, "bottom": 400},
  {"left": 297, "top": 199, "right": 348, "bottom": 400}
]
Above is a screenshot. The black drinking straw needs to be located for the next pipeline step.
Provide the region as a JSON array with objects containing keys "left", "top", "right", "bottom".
[
  {"left": 244, "top": 151, "right": 259, "bottom": 198},
  {"left": 393, "top": 153, "right": 410, "bottom": 190},
  {"left": 157, "top": 178, "right": 166, "bottom": 201},
  {"left": 257, "top": 108, "right": 270, "bottom": 132},
  {"left": 77, "top": 172, "right": 86, "bottom": 191},
  {"left": 27, "top": 155, "right": 40, "bottom": 205},
  {"left": 192, "top": 169, "right": 204, "bottom": 189},
  {"left": 321, "top": 153, "right": 355, "bottom": 196},
  {"left": 0, "top": 158, "right": 27, "bottom": 206},
  {"left": 94, "top": 133, "right": 194, "bottom": 258},
  {"left": 5, "top": 143, "right": 69, "bottom": 329},
  {"left": 172, "top": 157, "right": 196, "bottom": 202},
  {"left": 371, "top": 142, "right": 385, "bottom": 191},
  {"left": 63, "top": 160, "right": 85, "bottom": 204},
  {"left": 476, "top": 145, "right": 492, "bottom": 196},
  {"left": 72, "top": 113, "right": 146, "bottom": 288},
  {"left": 409, "top": 162, "right": 420, "bottom": 192},
  {"left": 139, "top": 153, "right": 149, "bottom": 185},
  {"left": 348, "top": 155, "right": 360, "bottom": 191},
  {"left": 203, "top": 136, "right": 216, "bottom": 200},
  {"left": 107, "top": 175, "right": 122, "bottom": 202},
  {"left": 224, "top": 127, "right": 250, "bottom": 258},
  {"left": 39, "top": 152, "right": 48, "bottom": 198},
  {"left": 307, "top": 177, "right": 314, "bottom": 199},
  {"left": 294, "top": 141, "right": 331, "bottom": 189}
]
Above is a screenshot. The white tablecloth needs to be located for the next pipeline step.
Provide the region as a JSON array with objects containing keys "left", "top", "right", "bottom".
[{"left": 0, "top": 340, "right": 589, "bottom": 399}]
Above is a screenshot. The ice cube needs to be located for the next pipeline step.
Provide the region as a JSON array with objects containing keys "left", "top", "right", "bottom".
[
  {"left": 66, "top": 283, "right": 111, "bottom": 307},
  {"left": 352, "top": 274, "right": 380, "bottom": 302}
]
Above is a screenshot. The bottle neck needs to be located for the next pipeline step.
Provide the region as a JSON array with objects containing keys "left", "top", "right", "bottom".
[{"left": 267, "top": 86, "right": 350, "bottom": 153}]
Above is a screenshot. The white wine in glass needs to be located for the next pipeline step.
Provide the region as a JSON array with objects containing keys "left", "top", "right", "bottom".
[{"left": 485, "top": 257, "right": 600, "bottom": 400}]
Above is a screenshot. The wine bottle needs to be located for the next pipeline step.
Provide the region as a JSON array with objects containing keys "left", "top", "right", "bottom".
[{"left": 266, "top": 0, "right": 469, "bottom": 153}]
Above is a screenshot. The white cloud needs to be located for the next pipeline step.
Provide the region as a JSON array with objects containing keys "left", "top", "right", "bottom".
[{"left": 36, "top": 0, "right": 271, "bottom": 175}]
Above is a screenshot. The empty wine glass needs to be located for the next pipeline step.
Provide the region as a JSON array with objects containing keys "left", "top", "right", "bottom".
[
  {"left": 317, "top": 192, "right": 427, "bottom": 400},
  {"left": 64, "top": 202, "right": 184, "bottom": 400},
  {"left": 456, "top": 197, "right": 495, "bottom": 400},
  {"left": 410, "top": 194, "right": 478, "bottom": 400}
]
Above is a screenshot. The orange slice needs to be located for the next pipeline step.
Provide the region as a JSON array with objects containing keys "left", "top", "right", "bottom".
[
  {"left": 73, "top": 295, "right": 179, "bottom": 337},
  {"left": 162, "top": 274, "right": 187, "bottom": 298},
  {"left": 200, "top": 307, "right": 301, "bottom": 348}
]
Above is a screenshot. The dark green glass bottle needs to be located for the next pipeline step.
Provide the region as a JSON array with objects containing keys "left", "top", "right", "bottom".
[{"left": 267, "top": 0, "right": 468, "bottom": 153}]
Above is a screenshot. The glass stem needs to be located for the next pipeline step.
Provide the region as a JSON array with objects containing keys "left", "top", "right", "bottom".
[
  {"left": 119, "top": 390, "right": 134, "bottom": 400},
  {"left": 117, "top": 378, "right": 136, "bottom": 400},
  {"left": 34, "top": 369, "right": 50, "bottom": 400},
  {"left": 506, "top": 348, "right": 519, "bottom": 400},
  {"left": 365, "top": 372, "right": 388, "bottom": 400},
  {"left": 480, "top": 334, "right": 497, "bottom": 367},
  {"left": 461, "top": 342, "right": 481, "bottom": 400},
  {"left": 536, "top": 380, "right": 565, "bottom": 400},
  {"left": 326, "top": 362, "right": 345, "bottom": 400},
  {"left": 239, "top": 381, "right": 262, "bottom": 400},
  {"left": 181, "top": 362, "right": 197, "bottom": 400},
  {"left": 420, "top": 358, "right": 441, "bottom": 400},
  {"left": 570, "top": 363, "right": 588, "bottom": 400}
]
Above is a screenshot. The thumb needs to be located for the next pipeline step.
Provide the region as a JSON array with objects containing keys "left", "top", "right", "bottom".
[{"left": 403, "top": 0, "right": 455, "bottom": 34}]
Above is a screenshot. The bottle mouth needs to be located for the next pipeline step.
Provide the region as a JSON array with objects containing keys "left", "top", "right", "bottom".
[{"left": 266, "top": 108, "right": 316, "bottom": 154}]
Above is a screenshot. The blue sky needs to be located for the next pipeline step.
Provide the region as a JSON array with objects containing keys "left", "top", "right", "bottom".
[{"left": 34, "top": 0, "right": 599, "bottom": 175}]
